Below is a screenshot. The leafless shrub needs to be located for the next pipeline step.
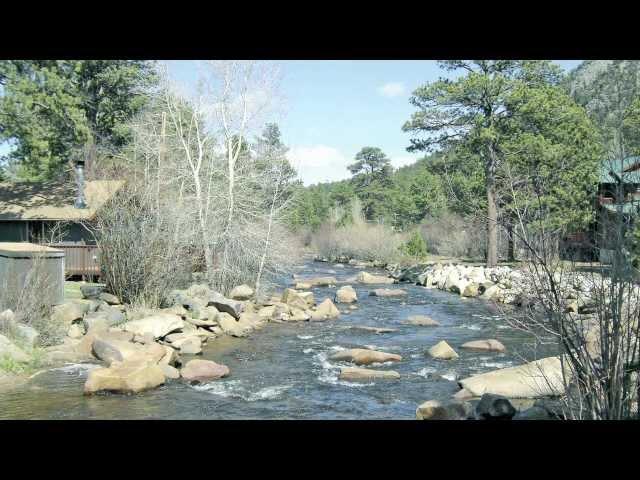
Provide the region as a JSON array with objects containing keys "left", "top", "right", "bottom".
[{"left": 0, "top": 252, "right": 63, "bottom": 347}]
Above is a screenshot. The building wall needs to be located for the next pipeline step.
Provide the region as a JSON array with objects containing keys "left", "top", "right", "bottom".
[{"left": 0, "top": 220, "right": 96, "bottom": 244}]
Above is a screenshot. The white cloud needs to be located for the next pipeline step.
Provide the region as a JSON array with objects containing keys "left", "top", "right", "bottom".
[
  {"left": 287, "top": 145, "right": 351, "bottom": 185},
  {"left": 390, "top": 155, "right": 419, "bottom": 169},
  {"left": 377, "top": 82, "right": 406, "bottom": 98}
]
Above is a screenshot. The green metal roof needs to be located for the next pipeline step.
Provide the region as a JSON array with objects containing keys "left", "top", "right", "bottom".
[
  {"left": 602, "top": 202, "right": 640, "bottom": 215},
  {"left": 600, "top": 156, "right": 640, "bottom": 184}
]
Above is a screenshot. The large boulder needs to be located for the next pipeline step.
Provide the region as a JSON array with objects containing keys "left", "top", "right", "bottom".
[
  {"left": 229, "top": 284, "right": 254, "bottom": 301},
  {"left": 474, "top": 393, "right": 517, "bottom": 420},
  {"left": 298, "top": 291, "right": 316, "bottom": 307},
  {"left": 460, "top": 339, "right": 506, "bottom": 353},
  {"left": 83, "top": 309, "right": 125, "bottom": 332},
  {"left": 208, "top": 292, "right": 244, "bottom": 320},
  {"left": 0, "top": 333, "right": 30, "bottom": 363},
  {"left": 461, "top": 283, "right": 480, "bottom": 297},
  {"left": 171, "top": 336, "right": 202, "bottom": 355},
  {"left": 339, "top": 367, "right": 400, "bottom": 381},
  {"left": 335, "top": 285, "right": 357, "bottom": 303},
  {"left": 369, "top": 288, "right": 407, "bottom": 297},
  {"left": 120, "top": 314, "right": 184, "bottom": 339},
  {"left": 459, "top": 356, "right": 568, "bottom": 398},
  {"left": 50, "top": 302, "right": 86, "bottom": 327},
  {"left": 180, "top": 359, "right": 230, "bottom": 384},
  {"left": 281, "top": 288, "right": 309, "bottom": 310},
  {"left": 406, "top": 315, "right": 440, "bottom": 327},
  {"left": 416, "top": 400, "right": 472, "bottom": 420},
  {"left": 427, "top": 340, "right": 459, "bottom": 360},
  {"left": 356, "top": 271, "right": 394, "bottom": 285},
  {"left": 217, "top": 312, "right": 252, "bottom": 337},
  {"left": 310, "top": 298, "right": 340, "bottom": 321},
  {"left": 80, "top": 284, "right": 106, "bottom": 300},
  {"left": 84, "top": 360, "right": 165, "bottom": 395},
  {"left": 92, "top": 335, "right": 166, "bottom": 366},
  {"left": 99, "top": 292, "right": 121, "bottom": 305},
  {"left": 330, "top": 348, "right": 402, "bottom": 365},
  {"left": 0, "top": 309, "right": 16, "bottom": 329}
]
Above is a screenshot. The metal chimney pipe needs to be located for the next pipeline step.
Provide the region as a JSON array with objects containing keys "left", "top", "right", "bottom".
[{"left": 74, "top": 159, "right": 87, "bottom": 209}]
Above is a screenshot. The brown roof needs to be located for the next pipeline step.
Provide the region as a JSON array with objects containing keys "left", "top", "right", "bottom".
[{"left": 0, "top": 180, "right": 125, "bottom": 221}]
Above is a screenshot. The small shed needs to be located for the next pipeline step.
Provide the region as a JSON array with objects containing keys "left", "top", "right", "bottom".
[{"left": 0, "top": 242, "right": 65, "bottom": 305}]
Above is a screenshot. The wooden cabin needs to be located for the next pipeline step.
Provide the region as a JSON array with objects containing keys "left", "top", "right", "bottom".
[
  {"left": 561, "top": 156, "right": 640, "bottom": 263},
  {"left": 0, "top": 163, "right": 124, "bottom": 278}
]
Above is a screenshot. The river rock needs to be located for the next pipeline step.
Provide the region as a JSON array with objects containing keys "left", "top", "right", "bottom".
[
  {"left": 120, "top": 314, "right": 184, "bottom": 339},
  {"left": 308, "top": 276, "right": 338, "bottom": 287},
  {"left": 0, "top": 334, "right": 30, "bottom": 363},
  {"left": 84, "top": 360, "right": 165, "bottom": 395},
  {"left": 207, "top": 292, "right": 244, "bottom": 320},
  {"left": 480, "top": 285, "right": 503, "bottom": 301},
  {"left": 406, "top": 315, "right": 440, "bottom": 327},
  {"left": 339, "top": 367, "right": 400, "bottom": 381},
  {"left": 180, "top": 359, "right": 230, "bottom": 384},
  {"left": 416, "top": 400, "right": 472, "bottom": 420},
  {"left": 80, "top": 284, "right": 106, "bottom": 300},
  {"left": 50, "top": 302, "right": 86, "bottom": 327},
  {"left": 229, "top": 284, "right": 254, "bottom": 301},
  {"left": 0, "top": 309, "right": 15, "bottom": 329},
  {"left": 92, "top": 336, "right": 166, "bottom": 366},
  {"left": 281, "top": 288, "right": 309, "bottom": 310},
  {"left": 513, "top": 406, "right": 552, "bottom": 420},
  {"left": 295, "top": 282, "right": 312, "bottom": 290},
  {"left": 67, "top": 323, "right": 85, "bottom": 339},
  {"left": 330, "top": 348, "right": 402, "bottom": 365},
  {"left": 460, "top": 339, "right": 506, "bottom": 353},
  {"left": 298, "top": 291, "right": 316, "bottom": 306},
  {"left": 356, "top": 271, "right": 395, "bottom": 284},
  {"left": 369, "top": 288, "right": 407, "bottom": 297},
  {"left": 258, "top": 305, "right": 276, "bottom": 319},
  {"left": 351, "top": 326, "right": 397, "bottom": 334},
  {"left": 461, "top": 283, "right": 480, "bottom": 297},
  {"left": 173, "top": 336, "right": 202, "bottom": 355},
  {"left": 459, "top": 356, "right": 568, "bottom": 398},
  {"left": 453, "top": 388, "right": 474, "bottom": 401},
  {"left": 83, "top": 309, "right": 125, "bottom": 332},
  {"left": 310, "top": 298, "right": 340, "bottom": 321},
  {"left": 428, "top": 340, "right": 459, "bottom": 360},
  {"left": 474, "top": 393, "right": 517, "bottom": 420},
  {"left": 335, "top": 285, "right": 357, "bottom": 303},
  {"left": 160, "top": 364, "right": 181, "bottom": 379},
  {"left": 217, "top": 312, "right": 252, "bottom": 337},
  {"left": 99, "top": 292, "right": 120, "bottom": 305}
]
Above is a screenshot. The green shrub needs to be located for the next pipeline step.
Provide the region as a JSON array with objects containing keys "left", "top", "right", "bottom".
[{"left": 401, "top": 231, "right": 428, "bottom": 258}]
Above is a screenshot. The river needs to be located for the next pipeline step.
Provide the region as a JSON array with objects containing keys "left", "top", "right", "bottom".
[{"left": 0, "top": 260, "right": 555, "bottom": 419}]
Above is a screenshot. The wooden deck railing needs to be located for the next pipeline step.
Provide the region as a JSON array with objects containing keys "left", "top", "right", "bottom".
[{"left": 46, "top": 243, "right": 101, "bottom": 277}]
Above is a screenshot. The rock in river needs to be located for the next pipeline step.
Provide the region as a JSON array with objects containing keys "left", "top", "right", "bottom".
[
  {"left": 416, "top": 400, "right": 472, "bottom": 420},
  {"left": 459, "top": 356, "right": 568, "bottom": 398},
  {"left": 310, "top": 298, "right": 340, "bottom": 321},
  {"left": 356, "top": 271, "right": 395, "bottom": 284},
  {"left": 180, "top": 359, "right": 230, "bottom": 384},
  {"left": 339, "top": 367, "right": 400, "bottom": 381},
  {"left": 335, "top": 285, "right": 357, "bottom": 303},
  {"left": 351, "top": 326, "right": 397, "bottom": 334},
  {"left": 330, "top": 348, "right": 402, "bottom": 365},
  {"left": 474, "top": 393, "right": 517, "bottom": 420},
  {"left": 427, "top": 340, "right": 459, "bottom": 360},
  {"left": 406, "top": 315, "right": 440, "bottom": 326},
  {"left": 369, "top": 288, "right": 407, "bottom": 297},
  {"left": 460, "top": 339, "right": 506, "bottom": 353},
  {"left": 84, "top": 360, "right": 166, "bottom": 395}
]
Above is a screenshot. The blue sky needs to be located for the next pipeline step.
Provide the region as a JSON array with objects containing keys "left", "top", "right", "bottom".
[{"left": 2, "top": 60, "right": 583, "bottom": 184}]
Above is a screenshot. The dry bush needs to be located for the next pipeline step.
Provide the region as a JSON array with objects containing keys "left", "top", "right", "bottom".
[
  {"left": 92, "top": 185, "right": 195, "bottom": 307},
  {"left": 312, "top": 201, "right": 406, "bottom": 263},
  {"left": 0, "top": 253, "right": 64, "bottom": 347}
]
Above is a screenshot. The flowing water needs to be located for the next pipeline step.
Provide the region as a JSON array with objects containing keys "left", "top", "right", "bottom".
[{"left": 0, "top": 261, "right": 556, "bottom": 419}]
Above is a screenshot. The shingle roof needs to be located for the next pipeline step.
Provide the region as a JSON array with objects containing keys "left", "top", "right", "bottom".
[{"left": 0, "top": 180, "right": 125, "bottom": 221}]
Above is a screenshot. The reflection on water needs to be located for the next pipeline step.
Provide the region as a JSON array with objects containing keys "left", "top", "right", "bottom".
[{"left": 0, "top": 262, "right": 555, "bottom": 419}]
